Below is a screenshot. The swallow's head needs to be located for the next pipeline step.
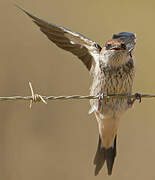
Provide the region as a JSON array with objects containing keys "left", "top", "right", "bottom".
[
  {"left": 105, "top": 39, "right": 127, "bottom": 51},
  {"left": 112, "top": 32, "right": 136, "bottom": 53},
  {"left": 102, "top": 32, "right": 136, "bottom": 66}
]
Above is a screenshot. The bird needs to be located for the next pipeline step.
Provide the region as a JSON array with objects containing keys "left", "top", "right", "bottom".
[{"left": 16, "top": 5, "right": 136, "bottom": 176}]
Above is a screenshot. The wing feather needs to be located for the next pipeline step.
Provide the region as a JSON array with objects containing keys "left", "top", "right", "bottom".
[{"left": 16, "top": 5, "right": 101, "bottom": 71}]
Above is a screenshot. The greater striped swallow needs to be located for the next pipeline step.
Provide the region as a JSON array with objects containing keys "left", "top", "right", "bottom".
[{"left": 16, "top": 5, "right": 136, "bottom": 175}]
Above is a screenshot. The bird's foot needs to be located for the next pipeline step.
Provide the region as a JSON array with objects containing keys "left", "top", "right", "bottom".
[
  {"left": 134, "top": 93, "right": 142, "bottom": 103},
  {"left": 97, "top": 93, "right": 104, "bottom": 111},
  {"left": 128, "top": 93, "right": 142, "bottom": 106}
]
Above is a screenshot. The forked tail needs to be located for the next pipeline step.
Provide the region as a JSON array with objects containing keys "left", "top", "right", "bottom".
[{"left": 93, "top": 135, "right": 117, "bottom": 175}]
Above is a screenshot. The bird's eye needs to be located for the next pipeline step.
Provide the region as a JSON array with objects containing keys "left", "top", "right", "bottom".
[
  {"left": 105, "top": 43, "right": 111, "bottom": 49},
  {"left": 121, "top": 43, "right": 126, "bottom": 50}
]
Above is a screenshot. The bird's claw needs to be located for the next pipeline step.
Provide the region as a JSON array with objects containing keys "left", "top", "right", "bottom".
[
  {"left": 98, "top": 93, "right": 104, "bottom": 100},
  {"left": 98, "top": 93, "right": 104, "bottom": 111},
  {"left": 128, "top": 93, "right": 142, "bottom": 107},
  {"left": 134, "top": 93, "right": 142, "bottom": 103}
]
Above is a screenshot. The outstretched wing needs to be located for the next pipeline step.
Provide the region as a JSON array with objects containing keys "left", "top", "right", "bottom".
[{"left": 16, "top": 5, "right": 102, "bottom": 71}]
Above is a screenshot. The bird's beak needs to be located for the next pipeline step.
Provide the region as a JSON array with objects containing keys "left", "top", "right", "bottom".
[{"left": 110, "top": 44, "right": 125, "bottom": 51}]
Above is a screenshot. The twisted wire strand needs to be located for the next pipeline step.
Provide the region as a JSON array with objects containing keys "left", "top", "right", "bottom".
[
  {"left": 0, "top": 94, "right": 155, "bottom": 101},
  {"left": 0, "top": 82, "right": 155, "bottom": 108}
]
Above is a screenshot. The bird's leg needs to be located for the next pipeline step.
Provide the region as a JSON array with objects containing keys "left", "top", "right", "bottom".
[
  {"left": 98, "top": 93, "right": 104, "bottom": 111},
  {"left": 128, "top": 93, "right": 142, "bottom": 106}
]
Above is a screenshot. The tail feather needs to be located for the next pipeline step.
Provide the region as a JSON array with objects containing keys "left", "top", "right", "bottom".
[
  {"left": 94, "top": 136, "right": 117, "bottom": 176},
  {"left": 93, "top": 136, "right": 106, "bottom": 175}
]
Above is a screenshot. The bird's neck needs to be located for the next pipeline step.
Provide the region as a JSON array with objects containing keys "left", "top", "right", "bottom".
[{"left": 100, "top": 49, "right": 130, "bottom": 67}]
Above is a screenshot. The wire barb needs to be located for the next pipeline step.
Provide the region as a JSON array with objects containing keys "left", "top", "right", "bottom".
[
  {"left": 29, "top": 82, "right": 47, "bottom": 108},
  {"left": 0, "top": 82, "right": 155, "bottom": 106}
]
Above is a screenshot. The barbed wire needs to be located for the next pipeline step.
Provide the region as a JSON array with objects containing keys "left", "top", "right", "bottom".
[{"left": 0, "top": 82, "right": 155, "bottom": 108}]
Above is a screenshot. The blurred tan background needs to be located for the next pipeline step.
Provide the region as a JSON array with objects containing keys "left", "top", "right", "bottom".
[{"left": 0, "top": 0, "right": 155, "bottom": 179}]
